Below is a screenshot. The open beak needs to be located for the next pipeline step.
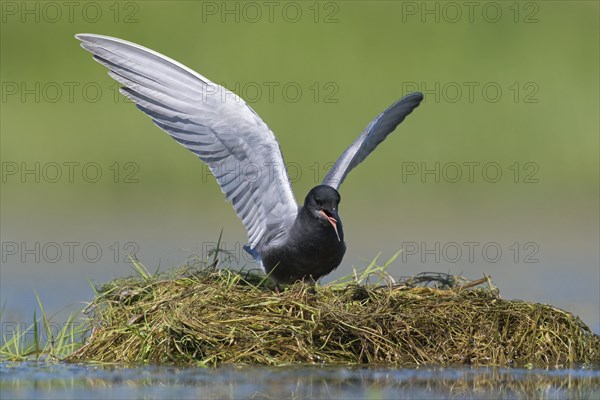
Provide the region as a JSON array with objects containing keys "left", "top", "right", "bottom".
[{"left": 319, "top": 210, "right": 341, "bottom": 242}]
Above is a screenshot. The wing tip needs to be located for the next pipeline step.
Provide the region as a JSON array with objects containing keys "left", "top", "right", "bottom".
[
  {"left": 75, "top": 33, "right": 139, "bottom": 49},
  {"left": 407, "top": 91, "right": 424, "bottom": 103},
  {"left": 75, "top": 33, "right": 104, "bottom": 42}
]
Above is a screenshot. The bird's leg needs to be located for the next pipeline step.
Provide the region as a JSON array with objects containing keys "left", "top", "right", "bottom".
[{"left": 305, "top": 276, "right": 318, "bottom": 295}]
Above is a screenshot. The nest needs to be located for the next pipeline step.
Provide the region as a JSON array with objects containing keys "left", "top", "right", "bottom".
[{"left": 67, "top": 264, "right": 600, "bottom": 367}]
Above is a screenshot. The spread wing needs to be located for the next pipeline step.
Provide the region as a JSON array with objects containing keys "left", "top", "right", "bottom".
[
  {"left": 76, "top": 34, "right": 298, "bottom": 249},
  {"left": 321, "top": 92, "right": 423, "bottom": 189}
]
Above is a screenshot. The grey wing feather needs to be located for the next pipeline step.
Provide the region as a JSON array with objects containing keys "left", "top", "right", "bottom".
[
  {"left": 322, "top": 92, "right": 423, "bottom": 189},
  {"left": 76, "top": 34, "right": 298, "bottom": 249}
]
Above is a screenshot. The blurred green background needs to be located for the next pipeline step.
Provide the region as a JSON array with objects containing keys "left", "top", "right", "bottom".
[{"left": 1, "top": 2, "right": 598, "bottom": 331}]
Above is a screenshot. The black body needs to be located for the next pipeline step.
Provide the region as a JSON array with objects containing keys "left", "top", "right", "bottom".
[{"left": 261, "top": 185, "right": 346, "bottom": 284}]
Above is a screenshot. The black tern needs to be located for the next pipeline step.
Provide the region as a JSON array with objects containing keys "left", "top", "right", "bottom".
[{"left": 76, "top": 34, "right": 423, "bottom": 285}]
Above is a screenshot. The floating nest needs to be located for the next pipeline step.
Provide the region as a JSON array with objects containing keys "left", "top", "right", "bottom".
[{"left": 67, "top": 263, "right": 600, "bottom": 367}]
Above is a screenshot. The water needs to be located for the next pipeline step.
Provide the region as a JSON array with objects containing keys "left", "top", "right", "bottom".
[{"left": 1, "top": 362, "right": 598, "bottom": 399}]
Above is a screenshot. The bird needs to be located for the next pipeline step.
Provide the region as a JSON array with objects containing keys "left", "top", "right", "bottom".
[{"left": 76, "top": 34, "right": 424, "bottom": 286}]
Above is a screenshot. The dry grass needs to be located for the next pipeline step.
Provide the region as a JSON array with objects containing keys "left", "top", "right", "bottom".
[{"left": 66, "top": 262, "right": 600, "bottom": 367}]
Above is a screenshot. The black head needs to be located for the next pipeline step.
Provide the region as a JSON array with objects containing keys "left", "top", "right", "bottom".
[
  {"left": 304, "top": 185, "right": 343, "bottom": 241},
  {"left": 304, "top": 185, "right": 341, "bottom": 213}
]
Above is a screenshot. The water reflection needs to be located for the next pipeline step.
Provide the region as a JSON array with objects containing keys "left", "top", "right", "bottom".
[{"left": 1, "top": 362, "right": 598, "bottom": 399}]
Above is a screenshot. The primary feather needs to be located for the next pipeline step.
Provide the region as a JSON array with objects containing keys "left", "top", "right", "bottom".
[
  {"left": 76, "top": 34, "right": 298, "bottom": 250},
  {"left": 322, "top": 92, "right": 423, "bottom": 189}
]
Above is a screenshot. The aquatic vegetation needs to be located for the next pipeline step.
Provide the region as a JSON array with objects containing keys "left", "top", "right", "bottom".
[
  {"left": 0, "top": 293, "right": 85, "bottom": 362},
  {"left": 62, "top": 257, "right": 599, "bottom": 367}
]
